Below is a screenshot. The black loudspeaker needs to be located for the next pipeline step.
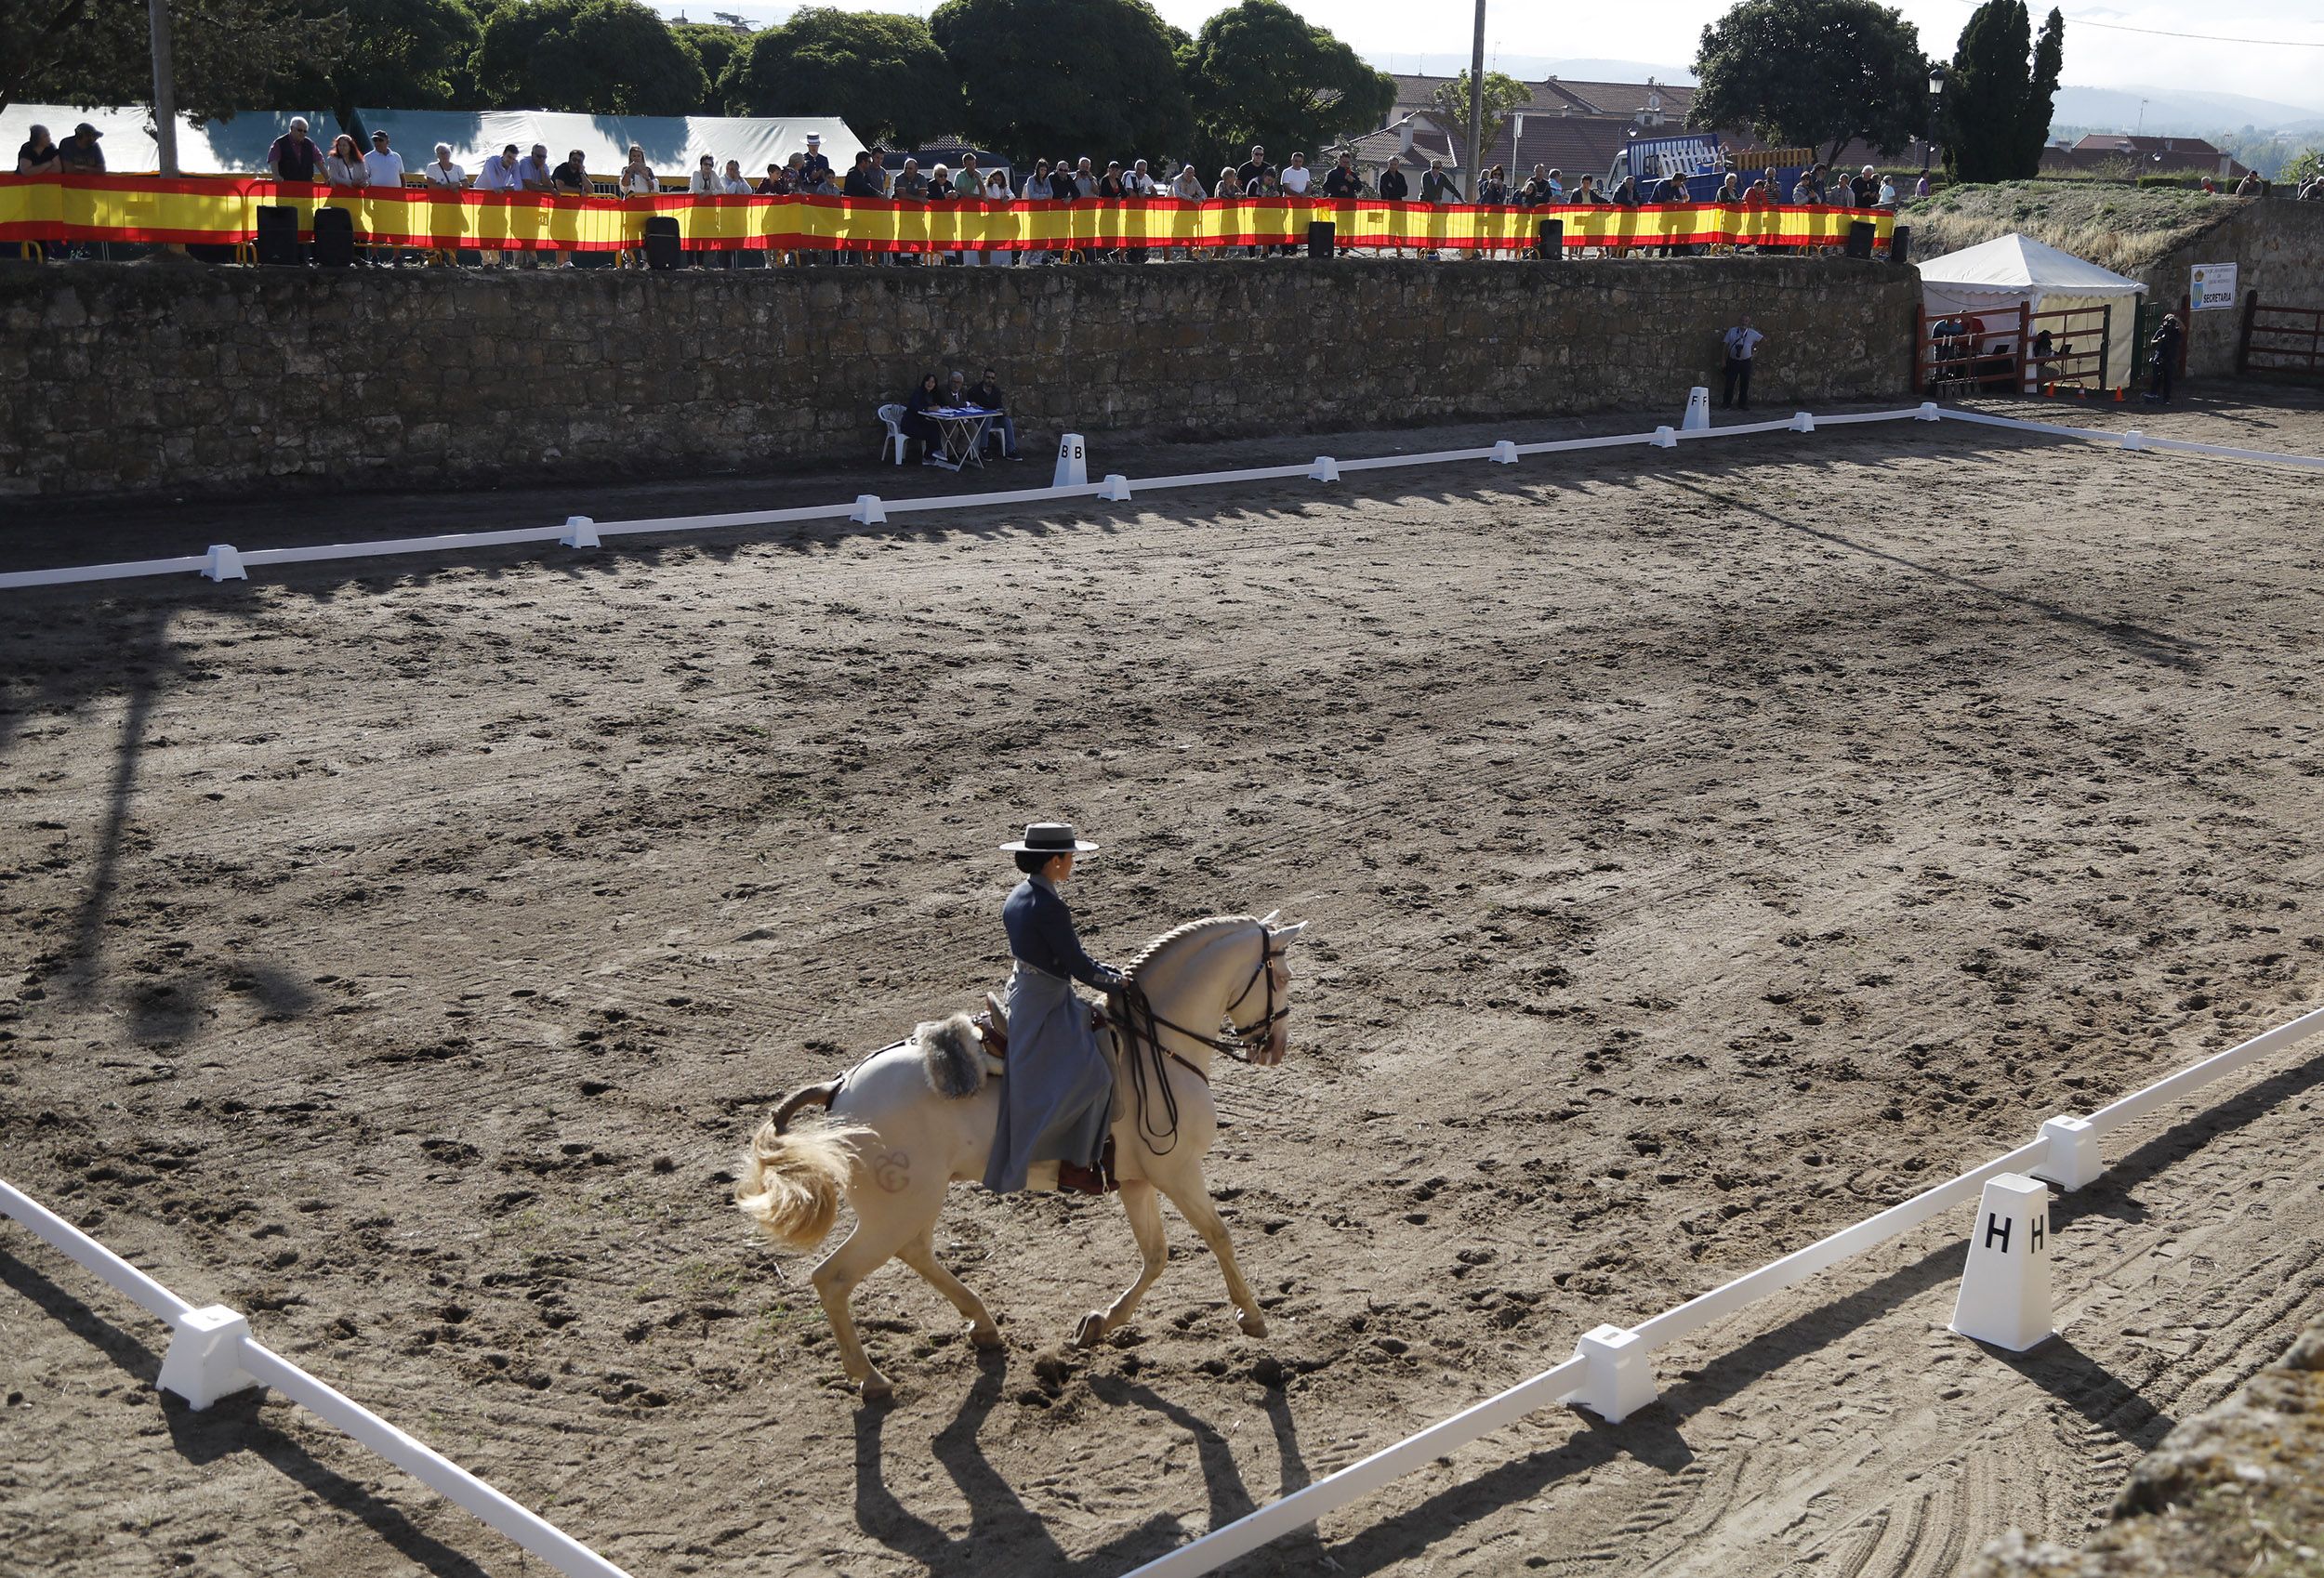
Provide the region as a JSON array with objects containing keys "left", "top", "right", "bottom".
[
  {"left": 312, "top": 205, "right": 356, "bottom": 267},
  {"left": 644, "top": 216, "right": 682, "bottom": 271},
  {"left": 1889, "top": 224, "right": 1911, "bottom": 265},
  {"left": 1306, "top": 221, "right": 1335, "bottom": 259},
  {"left": 1537, "top": 218, "right": 1565, "bottom": 259},
  {"left": 255, "top": 204, "right": 300, "bottom": 266},
  {"left": 1845, "top": 220, "right": 1875, "bottom": 258}
]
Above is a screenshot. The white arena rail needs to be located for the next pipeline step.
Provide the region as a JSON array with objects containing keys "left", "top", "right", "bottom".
[
  {"left": 11, "top": 401, "right": 2317, "bottom": 596},
  {"left": 1119, "top": 1003, "right": 2324, "bottom": 1578},
  {"left": 0, "top": 1177, "right": 637, "bottom": 1578}
]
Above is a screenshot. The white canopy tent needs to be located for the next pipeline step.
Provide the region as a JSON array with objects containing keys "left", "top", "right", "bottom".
[
  {"left": 1917, "top": 231, "right": 2146, "bottom": 390},
  {"left": 352, "top": 111, "right": 865, "bottom": 181},
  {"left": 5, "top": 105, "right": 335, "bottom": 172}
]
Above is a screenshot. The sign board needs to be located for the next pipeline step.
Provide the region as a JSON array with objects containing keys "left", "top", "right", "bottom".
[{"left": 2189, "top": 263, "right": 2238, "bottom": 311}]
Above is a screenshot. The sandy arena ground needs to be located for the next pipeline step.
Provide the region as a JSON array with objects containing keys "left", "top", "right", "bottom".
[{"left": 3, "top": 389, "right": 2321, "bottom": 1578}]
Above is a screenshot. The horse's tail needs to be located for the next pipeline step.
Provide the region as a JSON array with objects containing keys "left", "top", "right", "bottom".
[{"left": 735, "top": 1081, "right": 855, "bottom": 1250}]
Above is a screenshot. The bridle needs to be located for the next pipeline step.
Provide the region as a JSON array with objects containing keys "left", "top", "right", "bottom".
[{"left": 1116, "top": 927, "right": 1288, "bottom": 1155}]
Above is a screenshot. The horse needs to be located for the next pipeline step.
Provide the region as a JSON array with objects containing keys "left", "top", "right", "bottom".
[{"left": 736, "top": 912, "right": 1305, "bottom": 1400}]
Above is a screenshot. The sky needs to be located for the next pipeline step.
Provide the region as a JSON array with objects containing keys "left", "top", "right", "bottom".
[{"left": 665, "top": 0, "right": 2324, "bottom": 117}]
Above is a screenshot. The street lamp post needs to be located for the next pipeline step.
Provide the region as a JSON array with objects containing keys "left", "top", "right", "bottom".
[
  {"left": 1466, "top": 0, "right": 1486, "bottom": 202},
  {"left": 1926, "top": 63, "right": 1947, "bottom": 177}
]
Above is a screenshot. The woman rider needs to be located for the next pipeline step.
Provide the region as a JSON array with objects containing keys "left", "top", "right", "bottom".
[{"left": 984, "top": 822, "right": 1122, "bottom": 1196}]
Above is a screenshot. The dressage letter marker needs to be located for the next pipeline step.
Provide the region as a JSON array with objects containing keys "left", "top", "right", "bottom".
[
  {"left": 1053, "top": 434, "right": 1088, "bottom": 489},
  {"left": 1949, "top": 1173, "right": 2054, "bottom": 1351},
  {"left": 1682, "top": 388, "right": 1711, "bottom": 431}
]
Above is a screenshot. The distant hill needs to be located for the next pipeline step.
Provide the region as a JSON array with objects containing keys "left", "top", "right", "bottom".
[{"left": 2050, "top": 85, "right": 2324, "bottom": 137}]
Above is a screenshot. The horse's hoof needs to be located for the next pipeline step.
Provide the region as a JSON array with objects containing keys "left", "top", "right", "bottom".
[
  {"left": 1074, "top": 1312, "right": 1109, "bottom": 1349},
  {"left": 1235, "top": 1309, "right": 1269, "bottom": 1339},
  {"left": 859, "top": 1374, "right": 894, "bottom": 1403},
  {"left": 969, "top": 1323, "right": 1004, "bottom": 1351}
]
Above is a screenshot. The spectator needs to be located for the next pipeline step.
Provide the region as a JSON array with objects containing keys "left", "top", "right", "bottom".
[
  {"left": 363, "top": 130, "right": 408, "bottom": 266},
  {"left": 265, "top": 117, "right": 321, "bottom": 182},
  {"left": 616, "top": 146, "right": 656, "bottom": 270},
  {"left": 1169, "top": 160, "right": 1208, "bottom": 257},
  {"left": 1790, "top": 168, "right": 1816, "bottom": 204},
  {"left": 519, "top": 143, "right": 554, "bottom": 192},
  {"left": 841, "top": 151, "right": 884, "bottom": 267},
  {"left": 2199, "top": 176, "right": 2217, "bottom": 195},
  {"left": 1378, "top": 155, "right": 1408, "bottom": 203},
  {"left": 1098, "top": 160, "right": 1127, "bottom": 199},
  {"left": 1236, "top": 144, "right": 1270, "bottom": 191},
  {"left": 1721, "top": 314, "right": 1763, "bottom": 409},
  {"left": 1048, "top": 159, "right": 1077, "bottom": 203},
  {"left": 757, "top": 161, "right": 792, "bottom": 196},
  {"left": 1280, "top": 151, "right": 1311, "bottom": 196},
  {"left": 1519, "top": 164, "right": 1553, "bottom": 205},
  {"left": 894, "top": 157, "right": 928, "bottom": 200},
  {"left": 473, "top": 144, "right": 523, "bottom": 268},
  {"left": 1853, "top": 164, "right": 1879, "bottom": 205},
  {"left": 324, "top": 134, "right": 368, "bottom": 189},
  {"left": 17, "top": 123, "right": 60, "bottom": 176},
  {"left": 1715, "top": 172, "right": 1743, "bottom": 204},
  {"left": 1212, "top": 164, "right": 1241, "bottom": 198},
  {"left": 984, "top": 168, "right": 1012, "bottom": 201},
  {"left": 799, "top": 164, "right": 839, "bottom": 195},
  {"left": 904, "top": 372, "right": 943, "bottom": 463},
  {"left": 1570, "top": 173, "right": 1603, "bottom": 204},
  {"left": 2146, "top": 312, "right": 2182, "bottom": 401},
  {"left": 1128, "top": 159, "right": 1156, "bottom": 195},
  {"left": 969, "top": 367, "right": 1018, "bottom": 458},
  {"left": 1609, "top": 174, "right": 1639, "bottom": 206},
  {"left": 1478, "top": 164, "right": 1508, "bottom": 204},
  {"left": 1022, "top": 157, "right": 1053, "bottom": 199},
  {"left": 928, "top": 164, "right": 956, "bottom": 204},
  {"left": 1074, "top": 156, "right": 1098, "bottom": 197},
  {"left": 421, "top": 142, "right": 467, "bottom": 268},
  {"left": 689, "top": 153, "right": 720, "bottom": 193},
  {"left": 954, "top": 153, "right": 982, "bottom": 196},
  {"left": 720, "top": 159, "right": 750, "bottom": 194},
  {"left": 801, "top": 134, "right": 830, "bottom": 182},
  {"left": 1322, "top": 151, "right": 1363, "bottom": 199},
  {"left": 1547, "top": 167, "right": 1565, "bottom": 201},
  {"left": 548, "top": 149, "right": 589, "bottom": 268},
  {"left": 1877, "top": 173, "right": 1898, "bottom": 206},
  {"left": 1650, "top": 172, "right": 1683, "bottom": 204},
  {"left": 1914, "top": 172, "right": 1932, "bottom": 199},
  {"left": 1419, "top": 159, "right": 1455, "bottom": 203}
]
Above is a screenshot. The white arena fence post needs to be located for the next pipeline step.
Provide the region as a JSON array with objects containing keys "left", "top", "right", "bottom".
[
  {"left": 1307, "top": 456, "right": 1340, "bottom": 481},
  {"left": 0, "top": 1176, "right": 640, "bottom": 1578},
  {"left": 202, "top": 545, "right": 246, "bottom": 582},
  {"left": 1789, "top": 412, "right": 1816, "bottom": 433},
  {"left": 1098, "top": 473, "right": 1133, "bottom": 502},
  {"left": 1949, "top": 1174, "right": 2054, "bottom": 1351},
  {"left": 561, "top": 515, "right": 600, "bottom": 548},
  {"left": 1650, "top": 426, "right": 1678, "bottom": 449},
  {"left": 850, "top": 494, "right": 886, "bottom": 525},
  {"left": 1489, "top": 440, "right": 1519, "bottom": 464}
]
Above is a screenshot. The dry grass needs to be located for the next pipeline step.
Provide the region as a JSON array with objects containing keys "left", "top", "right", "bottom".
[{"left": 1898, "top": 180, "right": 2236, "bottom": 272}]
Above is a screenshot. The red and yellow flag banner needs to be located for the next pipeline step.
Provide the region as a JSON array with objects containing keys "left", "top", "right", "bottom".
[{"left": 1, "top": 175, "right": 1895, "bottom": 256}]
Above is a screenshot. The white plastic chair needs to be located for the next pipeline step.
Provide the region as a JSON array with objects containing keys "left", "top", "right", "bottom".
[{"left": 877, "top": 403, "right": 907, "bottom": 466}]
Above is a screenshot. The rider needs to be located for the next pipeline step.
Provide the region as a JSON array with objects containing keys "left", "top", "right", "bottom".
[{"left": 984, "top": 822, "right": 1124, "bottom": 1196}]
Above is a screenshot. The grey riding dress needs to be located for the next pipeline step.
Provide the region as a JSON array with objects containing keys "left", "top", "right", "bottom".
[{"left": 983, "top": 874, "right": 1122, "bottom": 1192}]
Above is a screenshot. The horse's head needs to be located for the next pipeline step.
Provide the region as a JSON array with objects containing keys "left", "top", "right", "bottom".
[
  {"left": 1125, "top": 912, "right": 1310, "bottom": 1069},
  {"left": 1245, "top": 911, "right": 1308, "bottom": 1066}
]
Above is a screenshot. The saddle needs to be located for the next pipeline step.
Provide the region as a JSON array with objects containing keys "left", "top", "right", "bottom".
[{"left": 971, "top": 993, "right": 1118, "bottom": 1196}]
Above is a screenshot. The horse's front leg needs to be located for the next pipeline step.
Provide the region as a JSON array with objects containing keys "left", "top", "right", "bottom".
[
  {"left": 1154, "top": 1173, "right": 1268, "bottom": 1337},
  {"left": 1076, "top": 1178, "right": 1166, "bottom": 1348}
]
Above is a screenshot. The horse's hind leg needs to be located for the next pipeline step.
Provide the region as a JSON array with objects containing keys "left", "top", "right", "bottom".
[
  {"left": 1075, "top": 1178, "right": 1166, "bottom": 1348},
  {"left": 1155, "top": 1174, "right": 1268, "bottom": 1338},
  {"left": 810, "top": 1209, "right": 922, "bottom": 1401},
  {"left": 896, "top": 1228, "right": 1001, "bottom": 1351}
]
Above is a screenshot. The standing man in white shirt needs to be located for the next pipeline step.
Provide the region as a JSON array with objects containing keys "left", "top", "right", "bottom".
[
  {"left": 362, "top": 129, "right": 406, "bottom": 266},
  {"left": 1721, "top": 315, "right": 1765, "bottom": 410},
  {"left": 1278, "top": 151, "right": 1311, "bottom": 196},
  {"left": 514, "top": 143, "right": 555, "bottom": 267}
]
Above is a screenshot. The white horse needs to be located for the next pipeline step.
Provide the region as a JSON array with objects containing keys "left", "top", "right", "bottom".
[{"left": 737, "top": 913, "right": 1304, "bottom": 1400}]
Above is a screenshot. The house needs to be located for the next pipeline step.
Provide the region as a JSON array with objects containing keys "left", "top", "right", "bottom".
[{"left": 2064, "top": 135, "right": 2249, "bottom": 179}]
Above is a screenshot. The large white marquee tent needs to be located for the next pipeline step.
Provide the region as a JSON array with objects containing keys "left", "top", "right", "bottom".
[{"left": 1916, "top": 231, "right": 2147, "bottom": 390}]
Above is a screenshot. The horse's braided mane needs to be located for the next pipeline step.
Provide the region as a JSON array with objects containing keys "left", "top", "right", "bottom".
[{"left": 1123, "top": 914, "right": 1257, "bottom": 982}]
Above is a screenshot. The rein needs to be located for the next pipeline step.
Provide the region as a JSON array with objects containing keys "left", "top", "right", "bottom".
[{"left": 1116, "top": 927, "right": 1286, "bottom": 1156}]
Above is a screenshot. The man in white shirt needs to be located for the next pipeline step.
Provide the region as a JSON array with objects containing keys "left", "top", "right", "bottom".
[
  {"left": 362, "top": 130, "right": 407, "bottom": 266},
  {"left": 1278, "top": 151, "right": 1311, "bottom": 196},
  {"left": 1721, "top": 316, "right": 1765, "bottom": 410},
  {"left": 1127, "top": 159, "right": 1155, "bottom": 195},
  {"left": 720, "top": 158, "right": 751, "bottom": 194},
  {"left": 420, "top": 142, "right": 467, "bottom": 267},
  {"left": 474, "top": 143, "right": 522, "bottom": 266}
]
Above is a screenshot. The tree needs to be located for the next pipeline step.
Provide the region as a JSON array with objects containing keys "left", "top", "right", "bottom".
[
  {"left": 1942, "top": 0, "right": 2063, "bottom": 182},
  {"left": 4, "top": 0, "right": 331, "bottom": 120},
  {"left": 2282, "top": 147, "right": 2322, "bottom": 188},
  {"left": 473, "top": 0, "right": 706, "bottom": 117},
  {"left": 1689, "top": 0, "right": 1931, "bottom": 166},
  {"left": 291, "top": 0, "right": 483, "bottom": 131},
  {"left": 1430, "top": 70, "right": 1528, "bottom": 169},
  {"left": 671, "top": 21, "right": 748, "bottom": 116},
  {"left": 931, "top": 0, "right": 1193, "bottom": 165},
  {"left": 1180, "top": 0, "right": 1393, "bottom": 175},
  {"left": 726, "top": 8, "right": 957, "bottom": 146}
]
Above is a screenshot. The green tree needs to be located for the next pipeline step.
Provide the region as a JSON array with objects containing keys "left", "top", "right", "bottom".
[
  {"left": 671, "top": 21, "right": 748, "bottom": 116},
  {"left": 726, "top": 8, "right": 957, "bottom": 146},
  {"left": 1179, "top": 0, "right": 1393, "bottom": 175},
  {"left": 1689, "top": 0, "right": 1931, "bottom": 165},
  {"left": 2281, "top": 147, "right": 2321, "bottom": 188},
  {"left": 1943, "top": 0, "right": 2062, "bottom": 182},
  {"left": 3, "top": 0, "right": 332, "bottom": 120},
  {"left": 292, "top": 0, "right": 483, "bottom": 130},
  {"left": 473, "top": 0, "right": 706, "bottom": 117},
  {"left": 1430, "top": 70, "right": 1529, "bottom": 169},
  {"left": 930, "top": 0, "right": 1193, "bottom": 165}
]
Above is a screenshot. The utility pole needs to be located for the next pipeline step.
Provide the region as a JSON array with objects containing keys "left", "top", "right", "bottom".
[
  {"left": 1465, "top": 0, "right": 1486, "bottom": 200},
  {"left": 148, "top": 0, "right": 178, "bottom": 176}
]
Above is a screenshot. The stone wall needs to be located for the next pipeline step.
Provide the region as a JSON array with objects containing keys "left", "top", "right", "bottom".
[
  {"left": 2137, "top": 201, "right": 2324, "bottom": 378},
  {"left": 0, "top": 256, "right": 1920, "bottom": 501}
]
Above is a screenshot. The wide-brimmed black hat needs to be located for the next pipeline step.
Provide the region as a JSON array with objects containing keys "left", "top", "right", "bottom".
[{"left": 999, "top": 822, "right": 1099, "bottom": 855}]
